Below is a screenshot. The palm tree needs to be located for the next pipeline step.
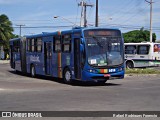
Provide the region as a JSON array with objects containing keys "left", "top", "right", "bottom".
[{"left": 0, "top": 14, "right": 13, "bottom": 48}]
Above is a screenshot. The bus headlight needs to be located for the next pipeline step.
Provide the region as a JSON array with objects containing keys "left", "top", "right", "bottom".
[
  {"left": 88, "top": 69, "right": 97, "bottom": 73},
  {"left": 118, "top": 67, "right": 123, "bottom": 72}
]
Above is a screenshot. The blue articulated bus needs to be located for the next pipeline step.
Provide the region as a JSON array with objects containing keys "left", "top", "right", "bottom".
[{"left": 10, "top": 27, "right": 125, "bottom": 84}]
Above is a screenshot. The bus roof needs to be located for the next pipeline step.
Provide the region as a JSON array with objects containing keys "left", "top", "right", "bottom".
[
  {"left": 124, "top": 42, "right": 160, "bottom": 45},
  {"left": 81, "top": 27, "right": 120, "bottom": 31},
  {"left": 10, "top": 38, "right": 21, "bottom": 42},
  {"left": 10, "top": 27, "right": 121, "bottom": 41}
]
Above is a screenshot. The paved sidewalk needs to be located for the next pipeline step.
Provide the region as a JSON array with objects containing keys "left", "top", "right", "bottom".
[{"left": 0, "top": 60, "right": 9, "bottom": 64}]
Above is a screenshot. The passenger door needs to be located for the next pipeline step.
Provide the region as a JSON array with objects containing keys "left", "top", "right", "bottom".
[
  {"left": 44, "top": 42, "right": 52, "bottom": 75},
  {"left": 10, "top": 45, "right": 15, "bottom": 68},
  {"left": 74, "top": 38, "right": 81, "bottom": 79}
]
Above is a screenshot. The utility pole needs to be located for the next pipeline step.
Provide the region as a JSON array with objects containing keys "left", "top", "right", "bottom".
[
  {"left": 145, "top": 0, "right": 154, "bottom": 43},
  {"left": 78, "top": 0, "right": 93, "bottom": 27},
  {"left": 16, "top": 24, "right": 25, "bottom": 37},
  {"left": 95, "top": 0, "right": 98, "bottom": 27}
]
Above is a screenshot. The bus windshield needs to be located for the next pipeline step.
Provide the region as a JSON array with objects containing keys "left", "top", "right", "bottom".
[{"left": 84, "top": 30, "right": 123, "bottom": 67}]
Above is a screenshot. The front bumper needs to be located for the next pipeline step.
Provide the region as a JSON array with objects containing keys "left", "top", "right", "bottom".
[{"left": 81, "top": 70, "right": 125, "bottom": 82}]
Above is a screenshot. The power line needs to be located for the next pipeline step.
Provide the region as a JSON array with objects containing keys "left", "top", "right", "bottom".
[
  {"left": 75, "top": 0, "right": 80, "bottom": 26},
  {"left": 12, "top": 24, "right": 160, "bottom": 31},
  {"left": 13, "top": 25, "right": 72, "bottom": 29},
  {"left": 107, "top": 0, "right": 134, "bottom": 18},
  {"left": 99, "top": 1, "right": 143, "bottom": 26},
  {"left": 110, "top": 1, "right": 143, "bottom": 24},
  {"left": 119, "top": 6, "right": 146, "bottom": 25},
  {"left": 98, "top": 22, "right": 160, "bottom": 31}
]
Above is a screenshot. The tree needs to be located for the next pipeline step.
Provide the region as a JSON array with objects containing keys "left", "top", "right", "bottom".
[
  {"left": 0, "top": 14, "right": 14, "bottom": 49},
  {"left": 123, "top": 28, "right": 156, "bottom": 43}
]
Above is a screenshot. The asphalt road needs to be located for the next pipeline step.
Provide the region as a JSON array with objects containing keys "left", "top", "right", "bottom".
[{"left": 0, "top": 63, "right": 160, "bottom": 119}]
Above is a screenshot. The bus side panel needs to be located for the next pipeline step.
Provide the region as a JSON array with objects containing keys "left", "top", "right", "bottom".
[
  {"left": 26, "top": 53, "right": 32, "bottom": 74},
  {"left": 151, "top": 44, "right": 160, "bottom": 66},
  {"left": 14, "top": 52, "right": 21, "bottom": 71},
  {"left": 52, "top": 52, "right": 59, "bottom": 77},
  {"left": 51, "top": 48, "right": 73, "bottom": 78},
  {"left": 26, "top": 52, "right": 45, "bottom": 75},
  {"left": 36, "top": 52, "right": 45, "bottom": 75},
  {"left": 61, "top": 52, "right": 74, "bottom": 77}
]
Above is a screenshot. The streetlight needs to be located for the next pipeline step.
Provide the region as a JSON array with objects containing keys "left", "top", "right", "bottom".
[{"left": 53, "top": 16, "right": 77, "bottom": 27}]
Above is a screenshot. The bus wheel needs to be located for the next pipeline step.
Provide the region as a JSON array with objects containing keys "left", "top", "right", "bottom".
[
  {"left": 31, "top": 65, "right": 36, "bottom": 77},
  {"left": 126, "top": 61, "right": 134, "bottom": 68},
  {"left": 63, "top": 68, "right": 72, "bottom": 84}
]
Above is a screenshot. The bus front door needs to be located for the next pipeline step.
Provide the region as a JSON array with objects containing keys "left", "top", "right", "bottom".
[
  {"left": 44, "top": 42, "right": 52, "bottom": 75},
  {"left": 10, "top": 45, "right": 15, "bottom": 69},
  {"left": 74, "top": 38, "right": 81, "bottom": 79}
]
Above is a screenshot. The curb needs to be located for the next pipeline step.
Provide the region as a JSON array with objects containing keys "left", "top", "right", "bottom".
[
  {"left": 125, "top": 74, "right": 159, "bottom": 77},
  {"left": 0, "top": 60, "right": 10, "bottom": 64}
]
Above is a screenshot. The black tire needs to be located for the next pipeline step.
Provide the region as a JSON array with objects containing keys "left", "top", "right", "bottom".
[
  {"left": 126, "top": 61, "right": 134, "bottom": 68},
  {"left": 15, "top": 70, "right": 21, "bottom": 74},
  {"left": 63, "top": 68, "right": 72, "bottom": 84},
  {"left": 97, "top": 80, "right": 107, "bottom": 85},
  {"left": 31, "top": 65, "right": 36, "bottom": 77}
]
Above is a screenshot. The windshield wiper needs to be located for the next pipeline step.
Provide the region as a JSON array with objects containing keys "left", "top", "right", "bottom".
[{"left": 92, "top": 36, "right": 103, "bottom": 48}]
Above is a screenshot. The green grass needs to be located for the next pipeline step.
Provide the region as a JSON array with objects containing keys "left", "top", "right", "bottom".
[{"left": 125, "top": 68, "right": 160, "bottom": 74}]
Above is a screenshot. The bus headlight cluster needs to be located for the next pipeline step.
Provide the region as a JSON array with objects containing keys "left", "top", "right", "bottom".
[
  {"left": 88, "top": 69, "right": 97, "bottom": 73},
  {"left": 118, "top": 67, "right": 123, "bottom": 72}
]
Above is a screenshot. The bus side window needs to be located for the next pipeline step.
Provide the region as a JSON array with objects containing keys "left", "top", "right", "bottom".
[
  {"left": 27, "top": 38, "right": 37, "bottom": 52},
  {"left": 137, "top": 45, "right": 149, "bottom": 55},
  {"left": 53, "top": 36, "right": 61, "bottom": 52},
  {"left": 62, "top": 34, "right": 71, "bottom": 53},
  {"left": 37, "top": 38, "right": 42, "bottom": 52},
  {"left": 27, "top": 39, "right": 30, "bottom": 52},
  {"left": 13, "top": 40, "right": 20, "bottom": 53},
  {"left": 31, "top": 38, "right": 35, "bottom": 52},
  {"left": 125, "top": 45, "right": 136, "bottom": 54}
]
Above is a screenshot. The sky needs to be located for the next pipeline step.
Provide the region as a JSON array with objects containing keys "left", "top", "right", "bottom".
[{"left": 0, "top": 0, "right": 160, "bottom": 40}]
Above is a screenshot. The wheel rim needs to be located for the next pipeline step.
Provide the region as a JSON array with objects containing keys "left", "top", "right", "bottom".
[
  {"left": 31, "top": 67, "right": 35, "bottom": 76},
  {"left": 65, "top": 71, "right": 71, "bottom": 82},
  {"left": 127, "top": 62, "right": 133, "bottom": 68}
]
